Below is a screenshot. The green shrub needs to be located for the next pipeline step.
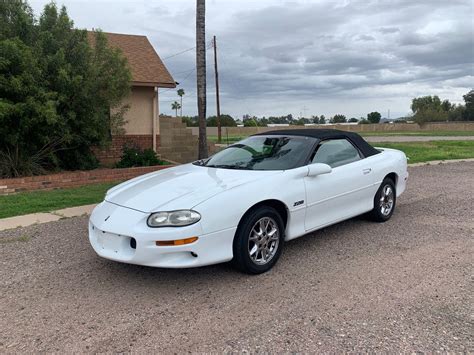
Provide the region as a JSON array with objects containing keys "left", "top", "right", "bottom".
[
  {"left": 0, "top": 149, "right": 46, "bottom": 178},
  {"left": 116, "top": 145, "right": 166, "bottom": 168},
  {"left": 0, "top": 2, "right": 131, "bottom": 177}
]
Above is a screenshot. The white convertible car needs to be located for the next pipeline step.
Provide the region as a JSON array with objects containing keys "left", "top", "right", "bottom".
[{"left": 89, "top": 129, "right": 408, "bottom": 274}]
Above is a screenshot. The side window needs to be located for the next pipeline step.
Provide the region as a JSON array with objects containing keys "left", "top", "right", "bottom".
[{"left": 311, "top": 139, "right": 361, "bottom": 168}]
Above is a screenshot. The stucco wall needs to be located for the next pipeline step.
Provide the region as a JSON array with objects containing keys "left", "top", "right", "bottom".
[{"left": 116, "top": 86, "right": 156, "bottom": 135}]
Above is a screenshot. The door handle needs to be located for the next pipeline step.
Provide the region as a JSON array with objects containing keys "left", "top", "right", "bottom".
[{"left": 363, "top": 168, "right": 372, "bottom": 174}]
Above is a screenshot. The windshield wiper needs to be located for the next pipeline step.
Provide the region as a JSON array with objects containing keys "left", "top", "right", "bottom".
[
  {"left": 193, "top": 159, "right": 208, "bottom": 166},
  {"left": 205, "top": 164, "right": 249, "bottom": 170}
]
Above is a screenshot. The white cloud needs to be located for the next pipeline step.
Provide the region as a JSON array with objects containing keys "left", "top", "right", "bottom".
[{"left": 29, "top": 0, "right": 474, "bottom": 118}]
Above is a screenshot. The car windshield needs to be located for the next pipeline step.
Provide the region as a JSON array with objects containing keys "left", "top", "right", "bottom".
[{"left": 194, "top": 135, "right": 316, "bottom": 171}]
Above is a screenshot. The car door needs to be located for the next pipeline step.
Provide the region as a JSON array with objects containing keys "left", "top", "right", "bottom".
[{"left": 304, "top": 138, "right": 376, "bottom": 232}]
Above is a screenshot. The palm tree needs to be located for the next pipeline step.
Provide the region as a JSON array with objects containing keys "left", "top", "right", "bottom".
[
  {"left": 177, "top": 89, "right": 185, "bottom": 116},
  {"left": 171, "top": 101, "right": 181, "bottom": 117},
  {"left": 196, "top": 0, "right": 208, "bottom": 159}
]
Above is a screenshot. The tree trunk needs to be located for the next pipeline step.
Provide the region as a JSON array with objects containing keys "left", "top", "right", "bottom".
[{"left": 196, "top": 0, "right": 208, "bottom": 159}]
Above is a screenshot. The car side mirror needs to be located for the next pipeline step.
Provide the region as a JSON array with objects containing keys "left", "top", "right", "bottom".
[{"left": 307, "top": 163, "right": 332, "bottom": 177}]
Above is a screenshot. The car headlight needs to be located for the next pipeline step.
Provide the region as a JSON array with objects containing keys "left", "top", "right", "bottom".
[{"left": 147, "top": 210, "right": 201, "bottom": 227}]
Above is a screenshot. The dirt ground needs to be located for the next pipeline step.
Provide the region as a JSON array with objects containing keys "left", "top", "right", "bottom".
[{"left": 1, "top": 162, "right": 473, "bottom": 353}]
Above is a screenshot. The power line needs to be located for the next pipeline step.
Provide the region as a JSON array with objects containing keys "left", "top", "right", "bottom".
[
  {"left": 162, "top": 40, "right": 213, "bottom": 61},
  {"left": 160, "top": 39, "right": 215, "bottom": 114},
  {"left": 162, "top": 46, "right": 196, "bottom": 60},
  {"left": 163, "top": 56, "right": 215, "bottom": 94},
  {"left": 179, "top": 68, "right": 196, "bottom": 83},
  {"left": 160, "top": 68, "right": 197, "bottom": 94},
  {"left": 172, "top": 67, "right": 196, "bottom": 75}
]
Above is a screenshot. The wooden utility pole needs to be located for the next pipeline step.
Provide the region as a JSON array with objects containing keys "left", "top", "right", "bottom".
[
  {"left": 196, "top": 0, "right": 208, "bottom": 158},
  {"left": 213, "top": 35, "right": 221, "bottom": 143}
]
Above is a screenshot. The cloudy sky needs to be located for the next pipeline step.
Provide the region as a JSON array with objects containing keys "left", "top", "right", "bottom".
[{"left": 30, "top": 0, "right": 473, "bottom": 119}]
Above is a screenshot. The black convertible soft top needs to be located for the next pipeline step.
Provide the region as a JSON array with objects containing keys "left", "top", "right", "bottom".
[{"left": 253, "top": 129, "right": 380, "bottom": 157}]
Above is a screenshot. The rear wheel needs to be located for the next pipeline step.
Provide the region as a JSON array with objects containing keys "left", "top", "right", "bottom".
[
  {"left": 369, "top": 178, "right": 396, "bottom": 222},
  {"left": 232, "top": 206, "right": 284, "bottom": 274}
]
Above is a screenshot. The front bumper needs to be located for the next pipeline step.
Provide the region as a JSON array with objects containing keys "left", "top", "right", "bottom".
[{"left": 88, "top": 201, "right": 236, "bottom": 268}]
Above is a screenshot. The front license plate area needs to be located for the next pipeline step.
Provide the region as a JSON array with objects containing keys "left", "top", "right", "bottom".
[{"left": 97, "top": 232, "right": 125, "bottom": 253}]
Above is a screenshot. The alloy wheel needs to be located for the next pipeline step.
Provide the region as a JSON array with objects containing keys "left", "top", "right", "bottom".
[
  {"left": 380, "top": 184, "right": 394, "bottom": 216},
  {"left": 248, "top": 217, "right": 280, "bottom": 265}
]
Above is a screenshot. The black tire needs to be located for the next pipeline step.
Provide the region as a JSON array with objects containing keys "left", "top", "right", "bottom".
[
  {"left": 369, "top": 178, "right": 396, "bottom": 222},
  {"left": 232, "top": 206, "right": 285, "bottom": 274}
]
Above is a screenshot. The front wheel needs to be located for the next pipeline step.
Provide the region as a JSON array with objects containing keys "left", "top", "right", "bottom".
[
  {"left": 369, "top": 178, "right": 396, "bottom": 222},
  {"left": 232, "top": 206, "right": 285, "bottom": 274}
]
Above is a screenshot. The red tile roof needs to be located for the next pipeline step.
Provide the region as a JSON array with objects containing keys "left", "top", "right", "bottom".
[{"left": 88, "top": 31, "right": 176, "bottom": 88}]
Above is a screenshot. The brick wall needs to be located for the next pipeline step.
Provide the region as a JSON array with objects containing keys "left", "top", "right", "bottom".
[
  {"left": 93, "top": 119, "right": 219, "bottom": 166},
  {"left": 93, "top": 135, "right": 160, "bottom": 166},
  {"left": 0, "top": 165, "right": 173, "bottom": 195}
]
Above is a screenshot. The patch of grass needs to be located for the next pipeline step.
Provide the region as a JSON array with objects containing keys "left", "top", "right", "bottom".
[
  {"left": 376, "top": 140, "right": 474, "bottom": 164},
  {"left": 0, "top": 182, "right": 117, "bottom": 219}
]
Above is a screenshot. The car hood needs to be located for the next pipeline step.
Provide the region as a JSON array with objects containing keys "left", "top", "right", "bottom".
[{"left": 105, "top": 163, "right": 281, "bottom": 212}]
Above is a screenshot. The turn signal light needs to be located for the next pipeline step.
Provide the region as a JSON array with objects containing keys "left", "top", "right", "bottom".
[{"left": 156, "top": 237, "right": 198, "bottom": 246}]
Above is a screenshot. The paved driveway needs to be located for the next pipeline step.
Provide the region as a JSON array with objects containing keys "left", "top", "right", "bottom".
[{"left": 1, "top": 162, "right": 473, "bottom": 352}]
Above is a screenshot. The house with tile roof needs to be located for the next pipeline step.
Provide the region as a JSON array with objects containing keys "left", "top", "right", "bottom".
[{"left": 88, "top": 31, "right": 176, "bottom": 159}]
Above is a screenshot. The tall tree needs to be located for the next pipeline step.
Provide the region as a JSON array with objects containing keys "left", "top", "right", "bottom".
[
  {"left": 367, "top": 111, "right": 381, "bottom": 123},
  {"left": 0, "top": 0, "right": 35, "bottom": 43},
  {"left": 448, "top": 105, "right": 466, "bottom": 121},
  {"left": 196, "top": 0, "right": 207, "bottom": 158},
  {"left": 180, "top": 115, "right": 199, "bottom": 127},
  {"left": 463, "top": 90, "right": 474, "bottom": 121},
  {"left": 0, "top": 1, "right": 131, "bottom": 176},
  {"left": 171, "top": 101, "right": 181, "bottom": 117},
  {"left": 207, "top": 114, "right": 237, "bottom": 127},
  {"left": 411, "top": 95, "right": 449, "bottom": 124},
  {"left": 411, "top": 95, "right": 442, "bottom": 113},
  {"left": 331, "top": 114, "right": 346, "bottom": 123},
  {"left": 243, "top": 117, "right": 258, "bottom": 127},
  {"left": 177, "top": 88, "right": 185, "bottom": 116}
]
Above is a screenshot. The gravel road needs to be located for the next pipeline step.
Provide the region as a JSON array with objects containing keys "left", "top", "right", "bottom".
[{"left": 1, "top": 162, "right": 473, "bottom": 353}]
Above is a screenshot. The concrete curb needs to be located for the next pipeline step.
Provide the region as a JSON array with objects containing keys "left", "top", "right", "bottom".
[
  {"left": 1, "top": 159, "right": 474, "bottom": 231},
  {"left": 0, "top": 204, "right": 97, "bottom": 231},
  {"left": 408, "top": 158, "right": 474, "bottom": 167}
]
